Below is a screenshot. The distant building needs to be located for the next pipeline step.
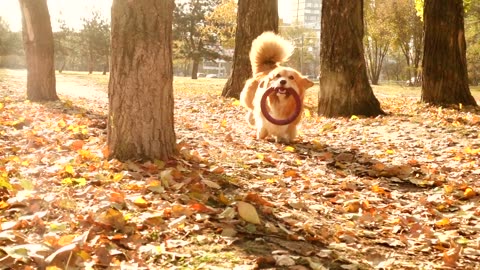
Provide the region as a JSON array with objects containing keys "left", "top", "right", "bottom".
[{"left": 292, "top": 0, "right": 322, "bottom": 31}]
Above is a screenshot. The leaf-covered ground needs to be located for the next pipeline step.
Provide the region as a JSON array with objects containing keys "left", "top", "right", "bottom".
[{"left": 1, "top": 69, "right": 480, "bottom": 270}]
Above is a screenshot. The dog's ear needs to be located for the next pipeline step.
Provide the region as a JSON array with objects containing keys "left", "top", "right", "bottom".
[
  {"left": 297, "top": 77, "right": 314, "bottom": 100},
  {"left": 301, "top": 77, "right": 314, "bottom": 90}
]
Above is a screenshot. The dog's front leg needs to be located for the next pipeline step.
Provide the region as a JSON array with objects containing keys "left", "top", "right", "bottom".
[{"left": 256, "top": 127, "right": 268, "bottom": 140}]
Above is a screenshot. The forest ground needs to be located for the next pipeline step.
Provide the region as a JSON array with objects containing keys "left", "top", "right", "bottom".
[{"left": 1, "top": 69, "right": 480, "bottom": 270}]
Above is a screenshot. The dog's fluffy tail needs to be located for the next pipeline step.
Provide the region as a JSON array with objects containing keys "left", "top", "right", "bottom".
[{"left": 250, "top": 31, "right": 294, "bottom": 75}]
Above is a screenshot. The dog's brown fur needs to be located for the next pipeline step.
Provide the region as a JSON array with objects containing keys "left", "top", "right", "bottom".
[{"left": 240, "top": 32, "right": 314, "bottom": 143}]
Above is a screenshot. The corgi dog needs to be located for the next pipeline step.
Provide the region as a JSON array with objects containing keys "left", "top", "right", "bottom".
[{"left": 240, "top": 32, "right": 314, "bottom": 143}]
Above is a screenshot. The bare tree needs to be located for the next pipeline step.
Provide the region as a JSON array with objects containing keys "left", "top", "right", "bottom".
[
  {"left": 318, "top": 0, "right": 384, "bottom": 117},
  {"left": 421, "top": 0, "right": 477, "bottom": 106},
  {"left": 221, "top": 0, "right": 278, "bottom": 99},
  {"left": 19, "top": 0, "right": 58, "bottom": 101},
  {"left": 108, "top": 0, "right": 176, "bottom": 161}
]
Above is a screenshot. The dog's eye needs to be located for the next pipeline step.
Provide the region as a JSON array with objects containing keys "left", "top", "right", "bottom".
[
  {"left": 275, "top": 74, "right": 281, "bottom": 78},
  {"left": 288, "top": 75, "right": 294, "bottom": 80}
]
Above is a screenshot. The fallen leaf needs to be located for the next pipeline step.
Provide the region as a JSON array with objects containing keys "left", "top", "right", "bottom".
[{"left": 237, "top": 201, "right": 261, "bottom": 224}]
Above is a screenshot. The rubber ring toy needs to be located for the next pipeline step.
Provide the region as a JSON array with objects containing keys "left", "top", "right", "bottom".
[{"left": 260, "top": 87, "right": 302, "bottom": 126}]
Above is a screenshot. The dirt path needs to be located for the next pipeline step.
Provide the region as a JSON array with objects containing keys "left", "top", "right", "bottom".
[{"left": 4, "top": 69, "right": 107, "bottom": 103}]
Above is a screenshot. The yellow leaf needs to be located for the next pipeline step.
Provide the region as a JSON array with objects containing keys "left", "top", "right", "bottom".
[
  {"left": 133, "top": 197, "right": 150, "bottom": 208},
  {"left": 46, "top": 267, "right": 63, "bottom": 270},
  {"left": 237, "top": 201, "right": 261, "bottom": 224},
  {"left": 284, "top": 146, "right": 295, "bottom": 152},
  {"left": 0, "top": 173, "right": 13, "bottom": 190},
  {"left": 220, "top": 119, "right": 227, "bottom": 127},
  {"left": 75, "top": 178, "right": 87, "bottom": 186},
  {"left": 304, "top": 108, "right": 311, "bottom": 118},
  {"left": 57, "top": 119, "right": 66, "bottom": 128},
  {"left": 0, "top": 103, "right": 4, "bottom": 110},
  {"left": 464, "top": 188, "right": 476, "bottom": 199},
  {"left": 232, "top": 100, "right": 240, "bottom": 106},
  {"left": 57, "top": 234, "right": 76, "bottom": 247},
  {"left": 0, "top": 201, "right": 9, "bottom": 209},
  {"left": 65, "top": 165, "right": 75, "bottom": 175},
  {"left": 77, "top": 250, "right": 91, "bottom": 260},
  {"left": 443, "top": 184, "right": 454, "bottom": 194},
  {"left": 78, "top": 149, "right": 94, "bottom": 160},
  {"left": 350, "top": 115, "right": 359, "bottom": 120},
  {"left": 218, "top": 193, "right": 231, "bottom": 205},
  {"left": 111, "top": 172, "right": 124, "bottom": 182},
  {"left": 61, "top": 177, "right": 73, "bottom": 185},
  {"left": 435, "top": 218, "right": 450, "bottom": 227},
  {"left": 464, "top": 147, "right": 480, "bottom": 155},
  {"left": 385, "top": 149, "right": 395, "bottom": 155},
  {"left": 256, "top": 153, "right": 265, "bottom": 160},
  {"left": 372, "top": 185, "right": 386, "bottom": 194},
  {"left": 320, "top": 123, "right": 336, "bottom": 133},
  {"left": 266, "top": 178, "right": 277, "bottom": 184},
  {"left": 64, "top": 100, "right": 73, "bottom": 107}
]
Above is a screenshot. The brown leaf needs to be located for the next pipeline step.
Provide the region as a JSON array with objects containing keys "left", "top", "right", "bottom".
[{"left": 244, "top": 192, "right": 274, "bottom": 207}]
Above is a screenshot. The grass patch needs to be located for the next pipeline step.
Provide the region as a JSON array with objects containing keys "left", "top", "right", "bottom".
[
  {"left": 36, "top": 70, "right": 480, "bottom": 101},
  {"left": 59, "top": 70, "right": 110, "bottom": 88}
]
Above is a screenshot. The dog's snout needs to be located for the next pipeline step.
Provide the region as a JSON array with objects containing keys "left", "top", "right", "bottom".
[{"left": 280, "top": 79, "right": 287, "bottom": 85}]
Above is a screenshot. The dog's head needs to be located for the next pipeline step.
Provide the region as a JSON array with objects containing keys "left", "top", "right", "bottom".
[{"left": 259, "top": 67, "right": 314, "bottom": 102}]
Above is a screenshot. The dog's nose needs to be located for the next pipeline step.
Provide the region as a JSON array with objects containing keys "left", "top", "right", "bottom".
[{"left": 280, "top": 79, "right": 287, "bottom": 85}]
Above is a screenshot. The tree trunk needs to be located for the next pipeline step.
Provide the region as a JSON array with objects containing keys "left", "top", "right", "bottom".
[
  {"left": 88, "top": 51, "right": 94, "bottom": 74},
  {"left": 421, "top": 0, "right": 477, "bottom": 106},
  {"left": 221, "top": 0, "right": 278, "bottom": 99},
  {"left": 19, "top": 0, "right": 58, "bottom": 101},
  {"left": 59, "top": 59, "right": 66, "bottom": 73},
  {"left": 103, "top": 54, "right": 108, "bottom": 75},
  {"left": 108, "top": 0, "right": 176, "bottom": 161},
  {"left": 365, "top": 39, "right": 389, "bottom": 85},
  {"left": 318, "top": 0, "right": 384, "bottom": 117},
  {"left": 191, "top": 58, "right": 199, "bottom": 79}
]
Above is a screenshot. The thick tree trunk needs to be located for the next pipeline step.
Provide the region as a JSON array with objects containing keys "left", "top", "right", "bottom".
[
  {"left": 318, "top": 0, "right": 384, "bottom": 117},
  {"left": 421, "top": 0, "right": 477, "bottom": 106},
  {"left": 19, "top": 0, "right": 58, "bottom": 101},
  {"left": 221, "top": 0, "right": 278, "bottom": 99},
  {"left": 108, "top": 0, "right": 176, "bottom": 161}
]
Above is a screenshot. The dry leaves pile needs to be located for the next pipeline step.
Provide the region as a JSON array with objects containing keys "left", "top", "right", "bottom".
[{"left": 1, "top": 74, "right": 480, "bottom": 270}]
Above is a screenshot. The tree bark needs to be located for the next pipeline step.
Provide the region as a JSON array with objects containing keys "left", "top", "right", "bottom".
[
  {"left": 221, "top": 0, "right": 278, "bottom": 99},
  {"left": 421, "top": 0, "right": 477, "bottom": 106},
  {"left": 318, "top": 0, "right": 384, "bottom": 117},
  {"left": 108, "top": 0, "right": 176, "bottom": 161},
  {"left": 19, "top": 0, "right": 58, "bottom": 101},
  {"left": 191, "top": 58, "right": 199, "bottom": 79}
]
